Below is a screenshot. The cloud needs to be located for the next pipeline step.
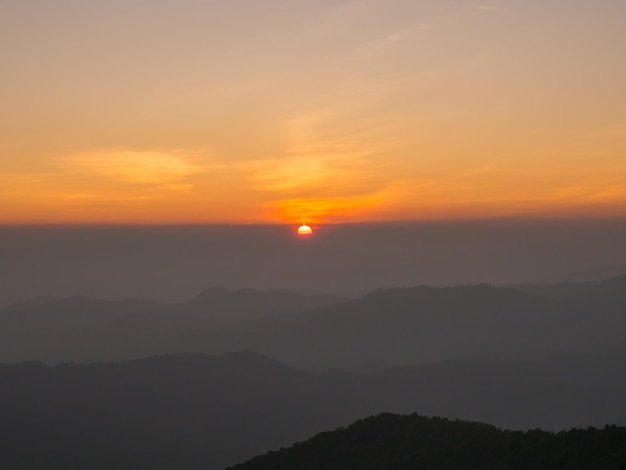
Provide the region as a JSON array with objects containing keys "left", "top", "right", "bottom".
[
  {"left": 362, "top": 28, "right": 412, "bottom": 51},
  {"left": 61, "top": 149, "right": 209, "bottom": 186},
  {"left": 0, "top": 149, "right": 212, "bottom": 215},
  {"left": 241, "top": 101, "right": 404, "bottom": 222},
  {"left": 476, "top": 4, "right": 500, "bottom": 12},
  {"left": 264, "top": 181, "right": 404, "bottom": 223},
  {"left": 589, "top": 185, "right": 626, "bottom": 202},
  {"left": 583, "top": 122, "right": 626, "bottom": 140},
  {"left": 249, "top": 105, "right": 391, "bottom": 197}
]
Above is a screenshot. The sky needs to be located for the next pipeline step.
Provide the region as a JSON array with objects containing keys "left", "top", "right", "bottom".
[{"left": 1, "top": 0, "right": 626, "bottom": 224}]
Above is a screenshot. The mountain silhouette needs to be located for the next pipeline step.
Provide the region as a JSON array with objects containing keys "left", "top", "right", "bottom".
[
  {"left": 2, "top": 276, "right": 626, "bottom": 369},
  {"left": 178, "top": 280, "right": 626, "bottom": 369},
  {"left": 2, "top": 347, "right": 626, "bottom": 469},
  {"left": 511, "top": 273, "right": 626, "bottom": 300},
  {"left": 0, "top": 288, "right": 343, "bottom": 363},
  {"left": 228, "top": 413, "right": 626, "bottom": 470}
]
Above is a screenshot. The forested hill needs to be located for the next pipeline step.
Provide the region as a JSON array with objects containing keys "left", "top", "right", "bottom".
[{"left": 229, "top": 413, "right": 626, "bottom": 470}]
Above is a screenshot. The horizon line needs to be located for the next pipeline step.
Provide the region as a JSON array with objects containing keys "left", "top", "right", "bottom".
[{"left": 2, "top": 214, "right": 626, "bottom": 228}]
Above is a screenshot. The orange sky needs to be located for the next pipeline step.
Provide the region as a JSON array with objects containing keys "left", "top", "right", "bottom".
[{"left": 1, "top": 1, "right": 625, "bottom": 224}]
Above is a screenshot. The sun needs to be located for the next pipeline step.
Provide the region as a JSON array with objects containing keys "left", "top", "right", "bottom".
[{"left": 297, "top": 224, "right": 313, "bottom": 236}]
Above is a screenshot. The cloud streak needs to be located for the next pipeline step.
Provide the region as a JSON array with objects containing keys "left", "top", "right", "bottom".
[{"left": 61, "top": 149, "right": 209, "bottom": 186}]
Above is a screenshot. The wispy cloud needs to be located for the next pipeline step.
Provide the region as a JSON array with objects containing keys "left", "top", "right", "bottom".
[
  {"left": 476, "top": 4, "right": 501, "bottom": 12},
  {"left": 250, "top": 106, "right": 390, "bottom": 195},
  {"left": 240, "top": 101, "right": 401, "bottom": 222},
  {"left": 362, "top": 28, "right": 412, "bottom": 51},
  {"left": 0, "top": 148, "right": 213, "bottom": 212},
  {"left": 60, "top": 149, "right": 210, "bottom": 186},
  {"left": 583, "top": 122, "right": 626, "bottom": 140}
]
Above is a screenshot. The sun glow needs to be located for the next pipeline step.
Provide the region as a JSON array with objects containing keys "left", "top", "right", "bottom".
[{"left": 297, "top": 224, "right": 313, "bottom": 236}]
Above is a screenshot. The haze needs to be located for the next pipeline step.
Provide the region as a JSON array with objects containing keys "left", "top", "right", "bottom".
[{"left": 0, "top": 219, "right": 625, "bottom": 306}]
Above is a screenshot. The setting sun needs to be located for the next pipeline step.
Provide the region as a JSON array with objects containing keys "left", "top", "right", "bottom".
[{"left": 297, "top": 224, "right": 313, "bottom": 236}]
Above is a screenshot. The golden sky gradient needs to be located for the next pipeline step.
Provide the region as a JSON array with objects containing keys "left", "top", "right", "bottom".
[{"left": 1, "top": 0, "right": 625, "bottom": 224}]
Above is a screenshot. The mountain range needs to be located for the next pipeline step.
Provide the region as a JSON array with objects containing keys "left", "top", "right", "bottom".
[
  {"left": 5, "top": 275, "right": 625, "bottom": 369},
  {"left": 2, "top": 347, "right": 626, "bottom": 469},
  {"left": 0, "top": 288, "right": 343, "bottom": 363}
]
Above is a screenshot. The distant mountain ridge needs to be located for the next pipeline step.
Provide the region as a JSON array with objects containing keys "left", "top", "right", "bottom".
[
  {"left": 0, "top": 288, "right": 345, "bottom": 363},
  {"left": 2, "top": 275, "right": 626, "bottom": 368},
  {"left": 510, "top": 273, "right": 626, "bottom": 299},
  {"left": 181, "top": 279, "right": 626, "bottom": 369}
]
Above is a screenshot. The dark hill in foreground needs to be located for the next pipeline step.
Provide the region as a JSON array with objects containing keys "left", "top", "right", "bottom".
[{"left": 229, "top": 413, "right": 626, "bottom": 470}]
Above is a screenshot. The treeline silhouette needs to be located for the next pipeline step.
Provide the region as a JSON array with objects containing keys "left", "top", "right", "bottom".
[{"left": 229, "top": 413, "right": 626, "bottom": 470}]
